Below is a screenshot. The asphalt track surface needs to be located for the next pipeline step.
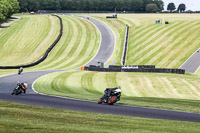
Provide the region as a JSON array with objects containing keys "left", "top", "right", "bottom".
[
  {"left": 180, "top": 49, "right": 200, "bottom": 73},
  {"left": 77, "top": 15, "right": 115, "bottom": 66},
  {"left": 1, "top": 16, "right": 200, "bottom": 123}
]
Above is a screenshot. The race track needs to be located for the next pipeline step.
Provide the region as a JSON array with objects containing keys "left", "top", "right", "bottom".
[
  {"left": 1, "top": 16, "right": 200, "bottom": 123},
  {"left": 180, "top": 48, "right": 200, "bottom": 73}
]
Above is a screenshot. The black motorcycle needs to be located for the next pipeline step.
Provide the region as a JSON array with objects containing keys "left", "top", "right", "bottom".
[
  {"left": 18, "top": 67, "right": 23, "bottom": 75},
  {"left": 11, "top": 82, "right": 27, "bottom": 95},
  {"left": 98, "top": 86, "right": 121, "bottom": 105}
]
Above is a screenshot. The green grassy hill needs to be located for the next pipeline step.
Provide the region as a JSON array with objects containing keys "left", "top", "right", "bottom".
[
  {"left": 0, "top": 14, "right": 100, "bottom": 75},
  {"left": 30, "top": 15, "right": 100, "bottom": 70},
  {"left": 89, "top": 14, "right": 200, "bottom": 69},
  {"left": 0, "top": 14, "right": 60, "bottom": 66}
]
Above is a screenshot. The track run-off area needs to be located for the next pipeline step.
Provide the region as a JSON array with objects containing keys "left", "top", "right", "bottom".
[{"left": 0, "top": 14, "right": 200, "bottom": 125}]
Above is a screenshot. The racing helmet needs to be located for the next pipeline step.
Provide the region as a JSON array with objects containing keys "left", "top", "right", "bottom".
[{"left": 22, "top": 82, "right": 28, "bottom": 89}]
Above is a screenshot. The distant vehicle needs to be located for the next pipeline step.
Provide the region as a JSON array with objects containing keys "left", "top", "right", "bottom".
[
  {"left": 30, "top": 11, "right": 34, "bottom": 14},
  {"left": 11, "top": 82, "right": 28, "bottom": 95},
  {"left": 97, "top": 86, "right": 121, "bottom": 105},
  {"left": 106, "top": 14, "right": 117, "bottom": 18}
]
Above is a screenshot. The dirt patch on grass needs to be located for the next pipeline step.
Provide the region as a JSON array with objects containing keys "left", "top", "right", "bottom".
[{"left": 0, "top": 16, "right": 20, "bottom": 30}]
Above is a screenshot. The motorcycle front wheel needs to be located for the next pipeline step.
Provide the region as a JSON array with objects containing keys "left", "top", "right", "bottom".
[{"left": 97, "top": 98, "right": 102, "bottom": 104}]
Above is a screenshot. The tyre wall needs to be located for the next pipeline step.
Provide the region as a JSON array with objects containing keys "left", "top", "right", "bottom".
[
  {"left": 84, "top": 65, "right": 185, "bottom": 74},
  {"left": 121, "top": 24, "right": 129, "bottom": 66}
]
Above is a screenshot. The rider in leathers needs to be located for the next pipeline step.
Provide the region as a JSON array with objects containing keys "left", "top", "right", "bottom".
[
  {"left": 19, "top": 82, "right": 28, "bottom": 93},
  {"left": 103, "top": 86, "right": 121, "bottom": 101}
]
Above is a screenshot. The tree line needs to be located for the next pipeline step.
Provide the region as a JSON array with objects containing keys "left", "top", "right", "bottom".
[
  {"left": 0, "top": 0, "right": 19, "bottom": 23},
  {"left": 167, "top": 3, "right": 186, "bottom": 13},
  {"left": 18, "top": 0, "right": 164, "bottom": 13}
]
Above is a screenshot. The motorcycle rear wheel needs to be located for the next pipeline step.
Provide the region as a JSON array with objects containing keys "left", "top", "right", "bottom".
[{"left": 108, "top": 96, "right": 118, "bottom": 105}]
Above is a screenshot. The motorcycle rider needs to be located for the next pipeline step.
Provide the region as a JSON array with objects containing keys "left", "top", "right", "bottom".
[
  {"left": 105, "top": 86, "right": 121, "bottom": 95},
  {"left": 18, "top": 67, "right": 23, "bottom": 75},
  {"left": 19, "top": 82, "right": 28, "bottom": 93},
  {"left": 104, "top": 86, "right": 121, "bottom": 100}
]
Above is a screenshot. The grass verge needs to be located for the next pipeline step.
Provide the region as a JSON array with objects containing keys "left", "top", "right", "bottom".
[{"left": 0, "top": 100, "right": 200, "bottom": 133}]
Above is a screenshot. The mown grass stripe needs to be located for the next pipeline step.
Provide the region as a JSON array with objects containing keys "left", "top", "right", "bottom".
[
  {"left": 81, "top": 71, "right": 101, "bottom": 95},
  {"left": 52, "top": 17, "right": 85, "bottom": 69},
  {"left": 140, "top": 22, "right": 198, "bottom": 67},
  {"left": 180, "top": 79, "right": 200, "bottom": 99},
  {"left": 50, "top": 16, "right": 82, "bottom": 68},
  {"left": 158, "top": 77, "right": 174, "bottom": 98},
  {"left": 24, "top": 16, "right": 59, "bottom": 63},
  {"left": 116, "top": 73, "right": 136, "bottom": 96},
  {"left": 31, "top": 15, "right": 100, "bottom": 70},
  {"left": 127, "top": 21, "right": 191, "bottom": 65},
  {"left": 0, "top": 15, "right": 52, "bottom": 66},
  {"left": 155, "top": 21, "right": 200, "bottom": 67},
  {"left": 163, "top": 77, "right": 182, "bottom": 98},
  {"left": 63, "top": 71, "right": 88, "bottom": 95},
  {"left": 127, "top": 23, "right": 179, "bottom": 63},
  {"left": 55, "top": 17, "right": 93, "bottom": 69},
  {"left": 127, "top": 21, "right": 186, "bottom": 64},
  {"left": 35, "top": 16, "right": 79, "bottom": 69},
  {"left": 92, "top": 71, "right": 109, "bottom": 93},
  {"left": 36, "top": 16, "right": 73, "bottom": 69},
  {"left": 128, "top": 25, "right": 161, "bottom": 50},
  {"left": 67, "top": 21, "right": 100, "bottom": 68}
]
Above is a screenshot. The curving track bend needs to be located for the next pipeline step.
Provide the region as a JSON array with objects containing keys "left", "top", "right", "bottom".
[{"left": 0, "top": 16, "right": 200, "bottom": 123}]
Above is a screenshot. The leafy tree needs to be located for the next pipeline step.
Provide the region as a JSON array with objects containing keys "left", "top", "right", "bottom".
[
  {"left": 167, "top": 2, "right": 176, "bottom": 12},
  {"left": 17, "top": 0, "right": 164, "bottom": 13},
  {"left": 132, "top": 0, "right": 144, "bottom": 11},
  {"left": 7, "top": 0, "right": 20, "bottom": 17},
  {"left": 0, "top": 0, "right": 9, "bottom": 18},
  {"left": 18, "top": 0, "right": 28, "bottom": 12},
  {"left": 177, "top": 3, "right": 186, "bottom": 12},
  {"left": 146, "top": 4, "right": 158, "bottom": 12},
  {"left": 152, "top": 0, "right": 164, "bottom": 11},
  {"left": 0, "top": 0, "right": 19, "bottom": 24},
  {"left": 0, "top": 11, "right": 5, "bottom": 23},
  {"left": 142, "top": 0, "right": 152, "bottom": 11}
]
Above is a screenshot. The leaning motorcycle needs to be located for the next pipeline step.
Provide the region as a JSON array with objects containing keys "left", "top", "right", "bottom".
[
  {"left": 11, "top": 82, "right": 27, "bottom": 95},
  {"left": 97, "top": 87, "right": 121, "bottom": 105},
  {"left": 18, "top": 67, "right": 23, "bottom": 75}
]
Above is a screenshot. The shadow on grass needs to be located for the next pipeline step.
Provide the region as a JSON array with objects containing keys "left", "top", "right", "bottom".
[{"left": 0, "top": 26, "right": 10, "bottom": 29}]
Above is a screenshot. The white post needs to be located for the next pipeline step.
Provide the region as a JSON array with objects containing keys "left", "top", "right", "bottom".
[{"left": 162, "top": 17, "right": 165, "bottom": 25}]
